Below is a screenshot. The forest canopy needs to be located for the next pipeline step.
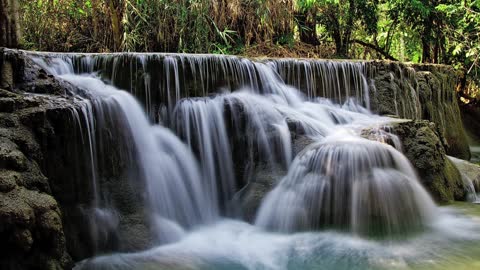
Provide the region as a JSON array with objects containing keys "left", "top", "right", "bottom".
[{"left": 12, "top": 0, "right": 480, "bottom": 100}]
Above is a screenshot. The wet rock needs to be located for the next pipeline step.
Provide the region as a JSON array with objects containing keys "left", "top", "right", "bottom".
[
  {"left": 0, "top": 50, "right": 75, "bottom": 269},
  {"left": 449, "top": 156, "right": 480, "bottom": 192},
  {"left": 372, "top": 120, "right": 466, "bottom": 202},
  {"left": 0, "top": 97, "right": 15, "bottom": 112},
  {"left": 368, "top": 62, "right": 470, "bottom": 160},
  {"left": 0, "top": 137, "right": 28, "bottom": 171},
  {"left": 0, "top": 170, "right": 19, "bottom": 192},
  {"left": 13, "top": 228, "right": 34, "bottom": 252},
  {"left": 0, "top": 59, "right": 14, "bottom": 89},
  {"left": 0, "top": 188, "right": 35, "bottom": 227},
  {"left": 0, "top": 186, "right": 71, "bottom": 270},
  {"left": 291, "top": 134, "right": 316, "bottom": 156},
  {"left": 236, "top": 164, "right": 286, "bottom": 222},
  {"left": 117, "top": 213, "right": 152, "bottom": 252}
]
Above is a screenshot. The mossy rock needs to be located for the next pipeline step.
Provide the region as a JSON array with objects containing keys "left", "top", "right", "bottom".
[
  {"left": 388, "top": 120, "right": 466, "bottom": 202},
  {"left": 368, "top": 62, "right": 470, "bottom": 160}
]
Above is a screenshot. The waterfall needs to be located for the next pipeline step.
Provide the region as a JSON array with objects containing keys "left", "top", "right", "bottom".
[
  {"left": 30, "top": 55, "right": 221, "bottom": 247},
  {"left": 21, "top": 51, "right": 480, "bottom": 270},
  {"left": 26, "top": 52, "right": 372, "bottom": 116},
  {"left": 173, "top": 96, "right": 236, "bottom": 214},
  {"left": 62, "top": 74, "right": 218, "bottom": 238},
  {"left": 29, "top": 52, "right": 439, "bottom": 234}
]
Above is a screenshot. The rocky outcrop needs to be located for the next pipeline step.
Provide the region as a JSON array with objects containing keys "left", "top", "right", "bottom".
[
  {"left": 364, "top": 120, "right": 466, "bottom": 203},
  {"left": 0, "top": 89, "right": 74, "bottom": 270},
  {"left": 235, "top": 135, "right": 315, "bottom": 222},
  {"left": 235, "top": 164, "right": 286, "bottom": 222},
  {"left": 1, "top": 49, "right": 154, "bottom": 267},
  {"left": 368, "top": 62, "right": 470, "bottom": 160}
]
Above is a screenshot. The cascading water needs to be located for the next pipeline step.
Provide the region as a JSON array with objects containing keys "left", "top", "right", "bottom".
[
  {"left": 24, "top": 51, "right": 480, "bottom": 270},
  {"left": 173, "top": 96, "right": 236, "bottom": 214},
  {"left": 62, "top": 75, "right": 218, "bottom": 241},
  {"left": 255, "top": 137, "right": 436, "bottom": 236}
]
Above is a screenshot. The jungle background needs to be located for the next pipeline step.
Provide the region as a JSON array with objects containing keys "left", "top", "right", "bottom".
[{"left": 5, "top": 0, "right": 480, "bottom": 103}]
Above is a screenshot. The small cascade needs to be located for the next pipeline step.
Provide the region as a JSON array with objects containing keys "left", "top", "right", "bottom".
[
  {"left": 255, "top": 136, "right": 437, "bottom": 237},
  {"left": 270, "top": 59, "right": 370, "bottom": 107},
  {"left": 59, "top": 73, "right": 219, "bottom": 246},
  {"left": 26, "top": 52, "right": 374, "bottom": 117},
  {"left": 448, "top": 156, "right": 480, "bottom": 203},
  {"left": 173, "top": 96, "right": 236, "bottom": 214},
  {"left": 462, "top": 174, "right": 479, "bottom": 202}
]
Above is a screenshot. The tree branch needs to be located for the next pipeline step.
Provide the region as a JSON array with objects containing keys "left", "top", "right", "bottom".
[{"left": 352, "top": 39, "right": 398, "bottom": 61}]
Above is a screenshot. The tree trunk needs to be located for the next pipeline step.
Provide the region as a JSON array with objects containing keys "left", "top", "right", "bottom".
[
  {"left": 107, "top": 0, "right": 122, "bottom": 51},
  {"left": 91, "top": 0, "right": 100, "bottom": 42},
  {"left": 297, "top": 11, "right": 320, "bottom": 46},
  {"left": 0, "top": 0, "right": 20, "bottom": 48},
  {"left": 335, "top": 40, "right": 348, "bottom": 57},
  {"left": 422, "top": 36, "right": 432, "bottom": 63}
]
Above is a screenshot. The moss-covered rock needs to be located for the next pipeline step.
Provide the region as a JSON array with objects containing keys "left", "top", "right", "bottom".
[
  {"left": 384, "top": 120, "right": 466, "bottom": 202},
  {"left": 367, "top": 62, "right": 470, "bottom": 160},
  {"left": 0, "top": 186, "right": 71, "bottom": 270}
]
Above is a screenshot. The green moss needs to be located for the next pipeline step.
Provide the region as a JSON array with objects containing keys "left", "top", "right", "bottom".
[
  {"left": 444, "top": 158, "right": 466, "bottom": 201},
  {"left": 385, "top": 120, "right": 466, "bottom": 202}
]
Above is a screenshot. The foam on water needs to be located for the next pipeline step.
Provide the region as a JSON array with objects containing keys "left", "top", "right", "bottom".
[{"left": 74, "top": 213, "right": 480, "bottom": 270}]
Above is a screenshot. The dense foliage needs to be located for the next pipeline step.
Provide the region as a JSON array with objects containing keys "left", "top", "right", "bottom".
[{"left": 11, "top": 0, "right": 480, "bottom": 99}]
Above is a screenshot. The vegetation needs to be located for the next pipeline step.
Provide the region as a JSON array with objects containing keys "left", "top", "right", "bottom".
[{"left": 2, "top": 0, "right": 480, "bottom": 99}]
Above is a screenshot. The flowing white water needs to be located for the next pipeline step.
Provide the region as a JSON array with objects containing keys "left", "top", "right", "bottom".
[
  {"left": 173, "top": 96, "right": 236, "bottom": 214},
  {"left": 25, "top": 52, "right": 480, "bottom": 270},
  {"left": 255, "top": 137, "right": 436, "bottom": 236},
  {"left": 58, "top": 72, "right": 218, "bottom": 244}
]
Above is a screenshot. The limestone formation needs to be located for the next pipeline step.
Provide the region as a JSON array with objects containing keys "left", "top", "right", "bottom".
[{"left": 366, "top": 120, "right": 466, "bottom": 202}]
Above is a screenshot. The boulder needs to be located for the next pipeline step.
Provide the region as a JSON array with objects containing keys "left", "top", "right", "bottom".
[
  {"left": 0, "top": 186, "right": 71, "bottom": 270},
  {"left": 365, "top": 120, "right": 466, "bottom": 202},
  {"left": 235, "top": 164, "right": 286, "bottom": 222}
]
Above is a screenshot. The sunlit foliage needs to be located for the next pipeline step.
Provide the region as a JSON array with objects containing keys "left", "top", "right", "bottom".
[{"left": 13, "top": 0, "right": 480, "bottom": 99}]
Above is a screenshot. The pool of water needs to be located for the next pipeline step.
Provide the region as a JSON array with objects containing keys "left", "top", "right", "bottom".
[{"left": 75, "top": 204, "right": 480, "bottom": 270}]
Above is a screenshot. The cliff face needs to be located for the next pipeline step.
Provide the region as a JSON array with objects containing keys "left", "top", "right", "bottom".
[
  {"left": 0, "top": 88, "right": 75, "bottom": 269},
  {"left": 0, "top": 49, "right": 99, "bottom": 269},
  {"left": 367, "top": 61, "right": 470, "bottom": 160}
]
